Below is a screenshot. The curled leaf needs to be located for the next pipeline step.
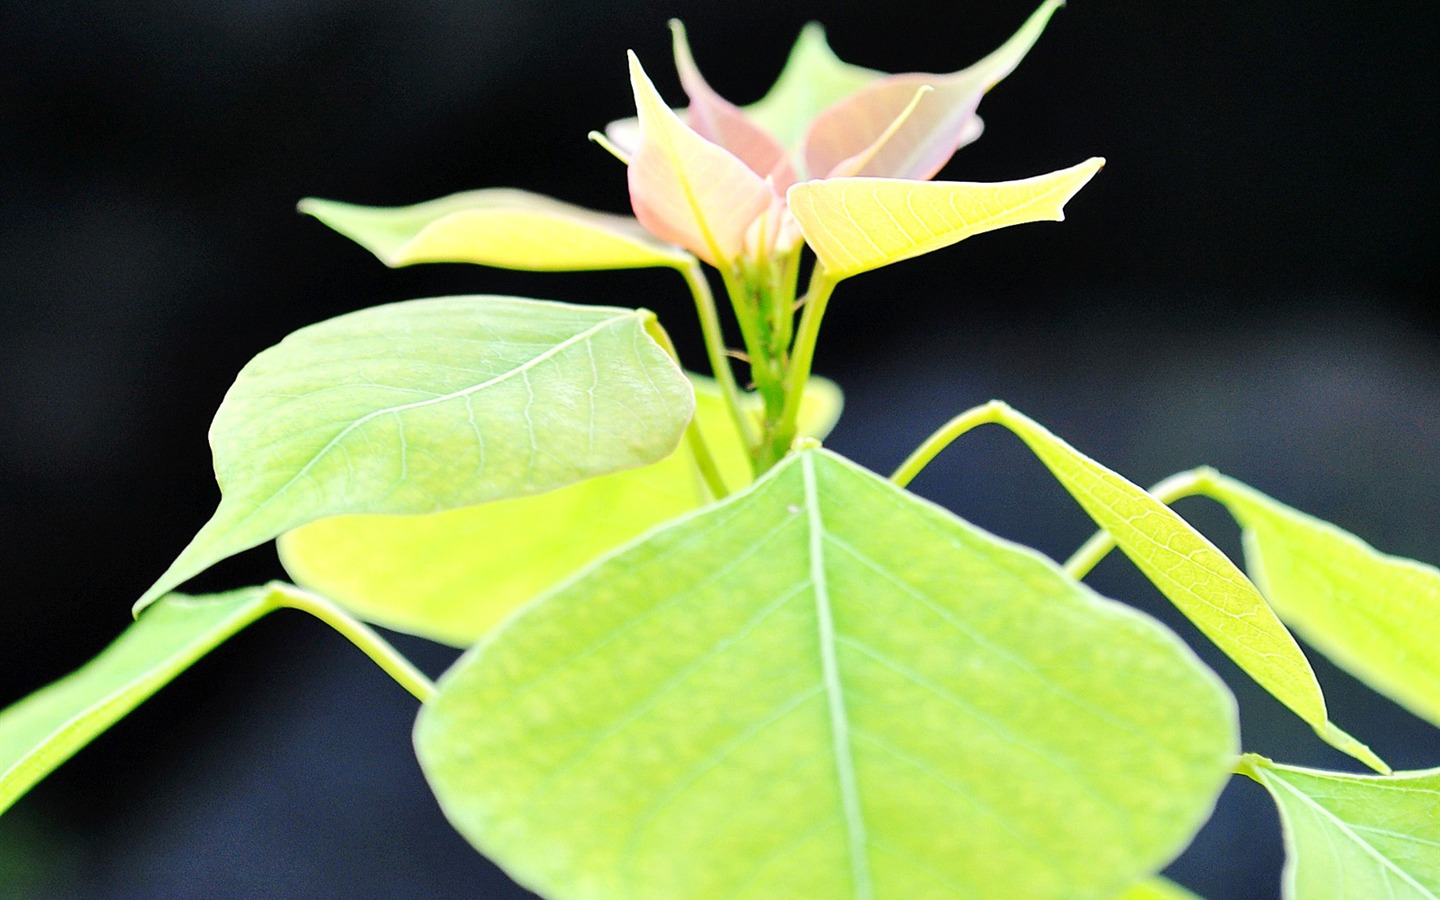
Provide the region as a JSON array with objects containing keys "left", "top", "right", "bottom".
[{"left": 298, "top": 190, "right": 690, "bottom": 271}]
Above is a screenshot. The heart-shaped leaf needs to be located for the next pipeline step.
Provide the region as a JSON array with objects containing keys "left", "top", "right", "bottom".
[
  {"left": 1241, "top": 755, "right": 1440, "bottom": 899},
  {"left": 136, "top": 296, "right": 694, "bottom": 614},
  {"left": 0, "top": 588, "right": 279, "bottom": 815},
  {"left": 416, "top": 448, "right": 1237, "bottom": 899},
  {"left": 298, "top": 190, "right": 691, "bottom": 271},
  {"left": 787, "top": 158, "right": 1104, "bottom": 280},
  {"left": 278, "top": 375, "right": 842, "bottom": 646}
]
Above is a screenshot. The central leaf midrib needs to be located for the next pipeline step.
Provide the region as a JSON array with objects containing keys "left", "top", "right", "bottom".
[{"left": 800, "top": 453, "right": 873, "bottom": 899}]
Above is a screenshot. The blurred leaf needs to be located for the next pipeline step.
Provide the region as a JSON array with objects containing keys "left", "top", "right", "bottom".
[
  {"left": 1242, "top": 755, "right": 1440, "bottom": 899},
  {"left": 994, "top": 404, "right": 1385, "bottom": 772},
  {"left": 744, "top": 23, "right": 882, "bottom": 149},
  {"left": 788, "top": 158, "right": 1103, "bottom": 280},
  {"left": 416, "top": 449, "right": 1236, "bottom": 898},
  {"left": 137, "top": 297, "right": 693, "bottom": 614},
  {"left": 1116, "top": 877, "right": 1204, "bottom": 900},
  {"left": 0, "top": 588, "right": 278, "bottom": 815},
  {"left": 299, "top": 189, "right": 690, "bottom": 271},
  {"left": 1205, "top": 473, "right": 1440, "bottom": 728},
  {"left": 279, "top": 375, "right": 842, "bottom": 646}
]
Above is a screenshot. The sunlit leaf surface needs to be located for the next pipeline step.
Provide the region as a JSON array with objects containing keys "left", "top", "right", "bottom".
[
  {"left": 298, "top": 189, "right": 690, "bottom": 271},
  {"left": 1203, "top": 473, "right": 1440, "bottom": 729},
  {"left": 0, "top": 588, "right": 278, "bottom": 815},
  {"left": 1115, "top": 877, "right": 1204, "bottom": 900},
  {"left": 993, "top": 404, "right": 1384, "bottom": 772},
  {"left": 279, "top": 376, "right": 842, "bottom": 646},
  {"left": 137, "top": 296, "right": 693, "bottom": 614},
  {"left": 1243, "top": 755, "right": 1440, "bottom": 899},
  {"left": 788, "top": 158, "right": 1103, "bottom": 280},
  {"left": 417, "top": 449, "right": 1236, "bottom": 899}
]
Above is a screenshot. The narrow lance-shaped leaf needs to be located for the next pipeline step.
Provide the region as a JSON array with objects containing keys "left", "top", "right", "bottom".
[
  {"left": 135, "top": 296, "right": 694, "bottom": 614},
  {"left": 0, "top": 588, "right": 279, "bottom": 815},
  {"left": 1202, "top": 472, "right": 1440, "bottom": 729},
  {"left": 298, "top": 189, "right": 691, "bottom": 271},
  {"left": 744, "top": 23, "right": 882, "bottom": 149},
  {"left": 787, "top": 158, "right": 1104, "bottom": 280},
  {"left": 278, "top": 375, "right": 843, "bottom": 646},
  {"left": 989, "top": 403, "right": 1386, "bottom": 772},
  {"left": 626, "top": 51, "right": 777, "bottom": 266},
  {"left": 416, "top": 448, "right": 1237, "bottom": 899},
  {"left": 1240, "top": 754, "right": 1440, "bottom": 899},
  {"left": 801, "top": 0, "right": 1064, "bottom": 180}
]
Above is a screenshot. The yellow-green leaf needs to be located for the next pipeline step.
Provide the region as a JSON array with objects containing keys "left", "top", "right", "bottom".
[
  {"left": 744, "top": 23, "right": 882, "bottom": 149},
  {"left": 990, "top": 403, "right": 1385, "bottom": 772},
  {"left": 0, "top": 588, "right": 279, "bottom": 815},
  {"left": 787, "top": 157, "right": 1104, "bottom": 280},
  {"left": 278, "top": 375, "right": 842, "bottom": 646},
  {"left": 1241, "top": 755, "right": 1440, "bottom": 899},
  {"left": 1116, "top": 877, "right": 1204, "bottom": 900},
  {"left": 1205, "top": 473, "right": 1440, "bottom": 728},
  {"left": 298, "top": 189, "right": 690, "bottom": 271},
  {"left": 626, "top": 51, "right": 777, "bottom": 266}
]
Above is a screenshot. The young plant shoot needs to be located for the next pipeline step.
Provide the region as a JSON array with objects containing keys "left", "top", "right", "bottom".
[{"left": 4, "top": 3, "right": 1438, "bottom": 897}]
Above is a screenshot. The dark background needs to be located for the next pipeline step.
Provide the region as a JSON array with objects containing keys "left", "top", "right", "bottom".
[{"left": 1, "top": 1, "right": 1437, "bottom": 897}]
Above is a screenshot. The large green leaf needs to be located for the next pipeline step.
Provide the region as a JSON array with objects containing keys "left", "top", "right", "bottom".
[
  {"left": 278, "top": 375, "right": 842, "bottom": 646},
  {"left": 298, "top": 190, "right": 691, "bottom": 271},
  {"left": 416, "top": 448, "right": 1237, "bottom": 899},
  {"left": 1203, "top": 473, "right": 1440, "bottom": 728},
  {"left": 991, "top": 403, "right": 1384, "bottom": 772},
  {"left": 1241, "top": 755, "right": 1440, "bottom": 899},
  {"left": 136, "top": 296, "right": 694, "bottom": 614},
  {"left": 1116, "top": 878, "right": 1203, "bottom": 900},
  {"left": 0, "top": 588, "right": 278, "bottom": 815}
]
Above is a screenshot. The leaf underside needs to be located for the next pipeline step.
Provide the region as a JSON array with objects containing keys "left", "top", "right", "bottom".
[
  {"left": 416, "top": 448, "right": 1237, "bottom": 899},
  {"left": 278, "top": 375, "right": 842, "bottom": 646},
  {"left": 136, "top": 295, "right": 694, "bottom": 615},
  {"left": 1246, "top": 757, "right": 1440, "bottom": 899}
]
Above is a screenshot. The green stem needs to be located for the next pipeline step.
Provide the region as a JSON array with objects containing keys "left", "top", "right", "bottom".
[
  {"left": 678, "top": 260, "right": 757, "bottom": 451},
  {"left": 1061, "top": 468, "right": 1217, "bottom": 579},
  {"left": 647, "top": 312, "right": 731, "bottom": 500},
  {"left": 889, "top": 401, "right": 1006, "bottom": 489},
  {"left": 271, "top": 583, "right": 436, "bottom": 704},
  {"left": 768, "top": 266, "right": 839, "bottom": 469}
]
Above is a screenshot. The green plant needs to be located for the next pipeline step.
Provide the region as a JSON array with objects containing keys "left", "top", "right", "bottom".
[{"left": 3, "top": 3, "right": 1438, "bottom": 896}]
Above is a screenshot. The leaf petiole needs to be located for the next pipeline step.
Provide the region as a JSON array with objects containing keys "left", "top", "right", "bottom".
[
  {"left": 889, "top": 400, "right": 1005, "bottom": 488},
  {"left": 271, "top": 583, "right": 436, "bottom": 704}
]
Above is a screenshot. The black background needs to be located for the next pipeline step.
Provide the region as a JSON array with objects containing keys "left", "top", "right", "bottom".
[{"left": 1, "top": 1, "right": 1438, "bottom": 897}]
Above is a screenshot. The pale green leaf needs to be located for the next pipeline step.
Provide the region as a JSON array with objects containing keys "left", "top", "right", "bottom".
[
  {"left": 627, "top": 51, "right": 777, "bottom": 266},
  {"left": 1242, "top": 755, "right": 1440, "bottom": 899},
  {"left": 298, "top": 189, "right": 691, "bottom": 271},
  {"left": 136, "top": 296, "right": 694, "bottom": 614},
  {"left": 278, "top": 375, "right": 842, "bottom": 646},
  {"left": 801, "top": 0, "right": 1064, "bottom": 181},
  {"left": 416, "top": 448, "right": 1237, "bottom": 899},
  {"left": 0, "top": 588, "right": 279, "bottom": 815},
  {"left": 787, "top": 158, "right": 1104, "bottom": 280},
  {"left": 745, "top": 24, "right": 882, "bottom": 149},
  {"left": 1115, "top": 877, "right": 1204, "bottom": 900},
  {"left": 992, "top": 403, "right": 1385, "bottom": 772},
  {"left": 1200, "top": 473, "right": 1440, "bottom": 728}
]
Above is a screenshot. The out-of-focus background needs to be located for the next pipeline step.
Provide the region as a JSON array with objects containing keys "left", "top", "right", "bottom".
[{"left": 1, "top": 1, "right": 1436, "bottom": 897}]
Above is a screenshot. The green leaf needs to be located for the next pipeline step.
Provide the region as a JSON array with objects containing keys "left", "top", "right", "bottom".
[
  {"left": 416, "top": 448, "right": 1237, "bottom": 899},
  {"left": 1202, "top": 473, "right": 1440, "bottom": 729},
  {"left": 1116, "top": 878, "right": 1204, "bottom": 900},
  {"left": 991, "top": 404, "right": 1385, "bottom": 772},
  {"left": 745, "top": 24, "right": 882, "bottom": 149},
  {"left": 298, "top": 189, "right": 692, "bottom": 271},
  {"left": 136, "top": 296, "right": 694, "bottom": 615},
  {"left": 0, "top": 588, "right": 279, "bottom": 815},
  {"left": 1241, "top": 755, "right": 1440, "bottom": 899},
  {"left": 787, "top": 158, "right": 1104, "bottom": 280},
  {"left": 278, "top": 375, "right": 842, "bottom": 646}
]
